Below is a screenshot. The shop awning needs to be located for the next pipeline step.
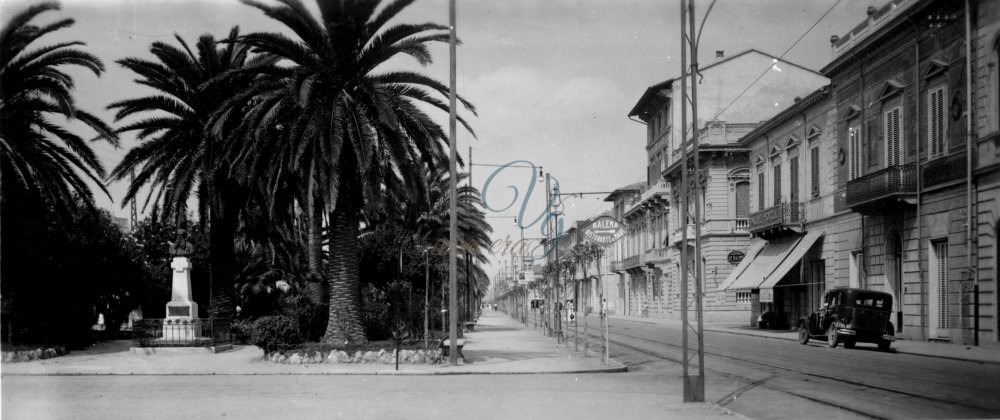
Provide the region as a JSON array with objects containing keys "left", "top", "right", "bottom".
[
  {"left": 720, "top": 236, "right": 800, "bottom": 291},
  {"left": 758, "top": 231, "right": 825, "bottom": 292},
  {"left": 716, "top": 240, "right": 766, "bottom": 291}
]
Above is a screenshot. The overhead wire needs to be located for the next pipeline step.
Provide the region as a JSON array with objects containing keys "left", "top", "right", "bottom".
[{"left": 707, "top": 0, "right": 844, "bottom": 123}]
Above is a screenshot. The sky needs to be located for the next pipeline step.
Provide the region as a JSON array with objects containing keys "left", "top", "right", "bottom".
[{"left": 1, "top": 0, "right": 875, "bottom": 272}]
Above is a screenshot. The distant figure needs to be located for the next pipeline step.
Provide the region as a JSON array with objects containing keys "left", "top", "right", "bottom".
[
  {"left": 601, "top": 299, "right": 608, "bottom": 318},
  {"left": 168, "top": 228, "right": 194, "bottom": 257}
]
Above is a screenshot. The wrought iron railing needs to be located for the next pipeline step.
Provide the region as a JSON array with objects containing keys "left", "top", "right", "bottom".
[
  {"left": 845, "top": 164, "right": 917, "bottom": 208},
  {"left": 131, "top": 318, "right": 232, "bottom": 348},
  {"left": 748, "top": 203, "right": 804, "bottom": 234},
  {"left": 922, "top": 153, "right": 965, "bottom": 188}
]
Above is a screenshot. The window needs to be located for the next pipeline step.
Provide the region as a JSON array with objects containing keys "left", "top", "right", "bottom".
[
  {"left": 928, "top": 85, "right": 947, "bottom": 158},
  {"left": 929, "top": 239, "right": 950, "bottom": 336},
  {"left": 810, "top": 147, "right": 820, "bottom": 197},
  {"left": 773, "top": 163, "right": 782, "bottom": 206},
  {"left": 884, "top": 105, "right": 901, "bottom": 166},
  {"left": 735, "top": 181, "right": 749, "bottom": 218},
  {"left": 757, "top": 169, "right": 765, "bottom": 210},
  {"left": 849, "top": 122, "right": 862, "bottom": 180},
  {"left": 850, "top": 251, "right": 864, "bottom": 288},
  {"left": 789, "top": 156, "right": 799, "bottom": 203}
]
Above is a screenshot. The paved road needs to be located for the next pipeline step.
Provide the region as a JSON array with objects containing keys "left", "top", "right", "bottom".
[
  {"left": 1, "top": 373, "right": 737, "bottom": 420},
  {"left": 567, "top": 316, "right": 1000, "bottom": 419}
]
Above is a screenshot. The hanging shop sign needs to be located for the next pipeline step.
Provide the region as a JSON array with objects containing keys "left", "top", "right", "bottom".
[{"left": 582, "top": 215, "right": 626, "bottom": 244}]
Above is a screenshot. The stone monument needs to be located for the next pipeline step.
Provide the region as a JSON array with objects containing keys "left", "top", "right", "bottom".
[{"left": 164, "top": 231, "right": 199, "bottom": 341}]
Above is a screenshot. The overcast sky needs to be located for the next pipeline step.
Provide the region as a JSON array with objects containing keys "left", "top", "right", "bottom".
[{"left": 1, "top": 0, "right": 875, "bottom": 271}]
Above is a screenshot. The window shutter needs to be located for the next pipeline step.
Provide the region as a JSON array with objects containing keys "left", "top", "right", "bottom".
[
  {"left": 758, "top": 171, "right": 765, "bottom": 210},
  {"left": 773, "top": 164, "right": 782, "bottom": 206},
  {"left": 886, "top": 107, "right": 900, "bottom": 166},
  {"left": 849, "top": 126, "right": 862, "bottom": 180},
  {"left": 790, "top": 156, "right": 799, "bottom": 203},
  {"left": 937, "top": 241, "right": 950, "bottom": 329},
  {"left": 735, "top": 182, "right": 749, "bottom": 218},
  {"left": 929, "top": 87, "right": 946, "bottom": 158},
  {"left": 811, "top": 147, "right": 820, "bottom": 197}
]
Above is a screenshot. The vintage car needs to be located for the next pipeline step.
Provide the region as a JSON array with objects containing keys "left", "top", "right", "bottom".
[{"left": 798, "top": 287, "right": 896, "bottom": 351}]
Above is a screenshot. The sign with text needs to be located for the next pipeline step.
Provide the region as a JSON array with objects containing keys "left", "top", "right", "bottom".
[
  {"left": 582, "top": 215, "right": 625, "bottom": 245},
  {"left": 759, "top": 288, "right": 773, "bottom": 303}
]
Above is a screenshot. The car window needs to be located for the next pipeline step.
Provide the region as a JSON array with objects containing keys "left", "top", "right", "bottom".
[{"left": 854, "top": 296, "right": 887, "bottom": 309}]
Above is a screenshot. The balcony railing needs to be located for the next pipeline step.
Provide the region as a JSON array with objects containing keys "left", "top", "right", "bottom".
[
  {"left": 645, "top": 247, "right": 670, "bottom": 263},
  {"left": 623, "top": 255, "right": 643, "bottom": 270},
  {"left": 748, "top": 202, "right": 804, "bottom": 234},
  {"left": 610, "top": 260, "right": 623, "bottom": 272},
  {"left": 670, "top": 223, "right": 697, "bottom": 246},
  {"left": 732, "top": 218, "right": 749, "bottom": 233},
  {"left": 845, "top": 164, "right": 917, "bottom": 209}
]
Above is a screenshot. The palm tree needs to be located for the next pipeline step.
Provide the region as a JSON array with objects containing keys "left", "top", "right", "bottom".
[
  {"left": 0, "top": 2, "right": 118, "bottom": 214},
  {"left": 108, "top": 28, "right": 257, "bottom": 319},
  {"left": 235, "top": 0, "right": 476, "bottom": 343}
]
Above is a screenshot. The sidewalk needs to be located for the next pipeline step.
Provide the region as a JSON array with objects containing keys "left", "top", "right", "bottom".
[
  {"left": 0, "top": 312, "right": 626, "bottom": 376},
  {"left": 605, "top": 313, "right": 1000, "bottom": 365}
]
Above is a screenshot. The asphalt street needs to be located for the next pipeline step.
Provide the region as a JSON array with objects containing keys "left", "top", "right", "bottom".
[
  {"left": 568, "top": 316, "right": 1000, "bottom": 419},
  {"left": 4, "top": 314, "right": 997, "bottom": 420}
]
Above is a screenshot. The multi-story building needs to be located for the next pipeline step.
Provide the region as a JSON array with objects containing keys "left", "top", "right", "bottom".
[
  {"left": 605, "top": 183, "right": 642, "bottom": 315},
  {"left": 722, "top": 86, "right": 840, "bottom": 328},
  {"left": 624, "top": 49, "right": 828, "bottom": 322},
  {"left": 815, "top": 0, "right": 979, "bottom": 343},
  {"left": 972, "top": 0, "right": 1000, "bottom": 345}
]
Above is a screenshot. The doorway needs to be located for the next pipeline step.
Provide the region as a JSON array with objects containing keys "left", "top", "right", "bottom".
[
  {"left": 929, "top": 239, "right": 950, "bottom": 339},
  {"left": 887, "top": 230, "right": 903, "bottom": 332}
]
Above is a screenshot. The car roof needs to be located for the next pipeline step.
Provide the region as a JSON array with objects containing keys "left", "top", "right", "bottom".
[{"left": 827, "top": 287, "right": 893, "bottom": 298}]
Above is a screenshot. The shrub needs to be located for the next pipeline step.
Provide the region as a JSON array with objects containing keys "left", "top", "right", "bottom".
[
  {"left": 250, "top": 316, "right": 302, "bottom": 353},
  {"left": 230, "top": 319, "right": 254, "bottom": 345},
  {"left": 280, "top": 294, "right": 327, "bottom": 342}
]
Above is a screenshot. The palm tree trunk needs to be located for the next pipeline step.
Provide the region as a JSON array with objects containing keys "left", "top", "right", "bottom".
[
  {"left": 307, "top": 193, "right": 326, "bottom": 306},
  {"left": 208, "top": 183, "right": 237, "bottom": 320},
  {"left": 322, "top": 187, "right": 366, "bottom": 343}
]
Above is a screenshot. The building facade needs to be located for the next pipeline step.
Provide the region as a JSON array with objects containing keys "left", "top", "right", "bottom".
[
  {"left": 972, "top": 0, "right": 1000, "bottom": 345},
  {"left": 623, "top": 49, "right": 829, "bottom": 322},
  {"left": 723, "top": 87, "right": 845, "bottom": 329}
]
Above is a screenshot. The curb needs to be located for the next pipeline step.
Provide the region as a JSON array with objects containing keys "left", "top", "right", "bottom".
[
  {"left": 703, "top": 326, "right": 1000, "bottom": 366},
  {"left": 0, "top": 364, "right": 628, "bottom": 377}
]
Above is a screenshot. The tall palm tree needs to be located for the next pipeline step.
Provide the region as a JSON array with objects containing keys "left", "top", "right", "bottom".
[
  {"left": 108, "top": 28, "right": 258, "bottom": 319},
  {"left": 0, "top": 2, "right": 118, "bottom": 214},
  {"left": 235, "top": 0, "right": 476, "bottom": 343}
]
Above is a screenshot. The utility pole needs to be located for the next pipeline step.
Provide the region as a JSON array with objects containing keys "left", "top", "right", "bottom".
[
  {"left": 545, "top": 172, "right": 554, "bottom": 337},
  {"left": 680, "top": 0, "right": 705, "bottom": 402},
  {"left": 447, "top": 0, "right": 459, "bottom": 365}
]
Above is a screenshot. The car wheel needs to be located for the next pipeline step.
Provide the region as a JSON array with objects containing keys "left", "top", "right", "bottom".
[
  {"left": 826, "top": 323, "right": 839, "bottom": 348},
  {"left": 798, "top": 324, "right": 810, "bottom": 345},
  {"left": 844, "top": 338, "right": 855, "bottom": 349},
  {"left": 878, "top": 339, "right": 891, "bottom": 352}
]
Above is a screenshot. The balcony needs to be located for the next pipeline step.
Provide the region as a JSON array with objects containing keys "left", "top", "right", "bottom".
[
  {"left": 644, "top": 247, "right": 670, "bottom": 264},
  {"left": 670, "top": 223, "right": 697, "bottom": 247},
  {"left": 732, "top": 218, "right": 749, "bottom": 233},
  {"left": 610, "top": 260, "right": 623, "bottom": 272},
  {"left": 622, "top": 255, "right": 644, "bottom": 270},
  {"left": 748, "top": 203, "right": 805, "bottom": 237},
  {"left": 845, "top": 164, "right": 917, "bottom": 213}
]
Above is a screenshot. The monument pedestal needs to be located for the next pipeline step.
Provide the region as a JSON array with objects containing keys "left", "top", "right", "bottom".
[{"left": 163, "top": 257, "right": 201, "bottom": 342}]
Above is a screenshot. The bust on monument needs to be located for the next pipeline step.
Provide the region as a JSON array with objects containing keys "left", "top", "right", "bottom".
[
  {"left": 163, "top": 228, "right": 199, "bottom": 341},
  {"left": 167, "top": 228, "right": 194, "bottom": 257}
]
